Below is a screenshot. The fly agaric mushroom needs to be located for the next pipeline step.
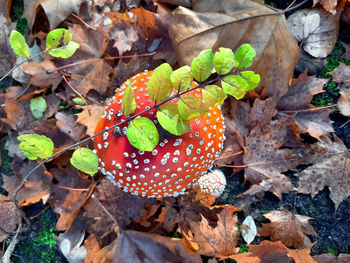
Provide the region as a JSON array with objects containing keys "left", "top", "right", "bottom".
[
  {"left": 94, "top": 70, "right": 225, "bottom": 198},
  {"left": 198, "top": 169, "right": 226, "bottom": 197}
]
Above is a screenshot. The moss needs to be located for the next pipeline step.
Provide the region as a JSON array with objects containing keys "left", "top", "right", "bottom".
[
  {"left": 10, "top": 0, "right": 27, "bottom": 35},
  {"left": 239, "top": 244, "right": 249, "bottom": 253},
  {"left": 322, "top": 248, "right": 338, "bottom": 255},
  {"left": 0, "top": 140, "right": 13, "bottom": 176}
]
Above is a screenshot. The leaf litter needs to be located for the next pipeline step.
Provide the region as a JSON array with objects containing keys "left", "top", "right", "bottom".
[{"left": 1, "top": 0, "right": 350, "bottom": 262}]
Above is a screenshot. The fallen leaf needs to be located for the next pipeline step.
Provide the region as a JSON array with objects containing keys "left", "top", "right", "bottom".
[
  {"left": 23, "top": 0, "right": 85, "bottom": 29},
  {"left": 185, "top": 205, "right": 240, "bottom": 258},
  {"left": 313, "top": 0, "right": 338, "bottom": 14},
  {"left": 298, "top": 136, "right": 350, "bottom": 208},
  {"left": 287, "top": 242, "right": 317, "bottom": 263},
  {"left": 313, "top": 253, "right": 350, "bottom": 263},
  {"left": 330, "top": 62, "right": 350, "bottom": 89},
  {"left": 76, "top": 104, "right": 105, "bottom": 136},
  {"left": 338, "top": 87, "right": 350, "bottom": 116},
  {"left": 241, "top": 215, "right": 257, "bottom": 245},
  {"left": 169, "top": 0, "right": 299, "bottom": 99},
  {"left": 259, "top": 208, "right": 317, "bottom": 248},
  {"left": 55, "top": 112, "right": 86, "bottom": 141},
  {"left": 287, "top": 8, "right": 339, "bottom": 58},
  {"left": 0, "top": 195, "right": 22, "bottom": 242},
  {"left": 2, "top": 158, "right": 52, "bottom": 206},
  {"left": 94, "top": 230, "right": 202, "bottom": 263}
]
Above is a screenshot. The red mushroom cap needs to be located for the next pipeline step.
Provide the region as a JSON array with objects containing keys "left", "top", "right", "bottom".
[{"left": 94, "top": 70, "right": 225, "bottom": 198}]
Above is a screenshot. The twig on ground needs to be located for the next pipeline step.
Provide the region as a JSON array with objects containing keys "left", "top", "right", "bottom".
[{"left": 1, "top": 223, "right": 22, "bottom": 263}]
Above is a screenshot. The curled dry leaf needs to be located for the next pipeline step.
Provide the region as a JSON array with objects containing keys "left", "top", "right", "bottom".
[
  {"left": 287, "top": 8, "right": 339, "bottom": 58},
  {"left": 169, "top": 0, "right": 299, "bottom": 99},
  {"left": 259, "top": 208, "right": 317, "bottom": 249}
]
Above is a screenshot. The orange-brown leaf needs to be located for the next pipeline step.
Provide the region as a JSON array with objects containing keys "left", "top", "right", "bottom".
[{"left": 259, "top": 208, "right": 317, "bottom": 248}]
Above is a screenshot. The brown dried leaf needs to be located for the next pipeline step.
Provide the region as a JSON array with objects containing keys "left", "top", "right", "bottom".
[
  {"left": 185, "top": 205, "right": 240, "bottom": 258},
  {"left": 287, "top": 243, "right": 317, "bottom": 263},
  {"left": 259, "top": 208, "right": 317, "bottom": 248},
  {"left": 243, "top": 116, "right": 294, "bottom": 199},
  {"left": 169, "top": 0, "right": 299, "bottom": 99},
  {"left": 55, "top": 112, "right": 86, "bottom": 141},
  {"left": 0, "top": 195, "right": 22, "bottom": 242},
  {"left": 313, "top": 253, "right": 350, "bottom": 263},
  {"left": 313, "top": 0, "right": 338, "bottom": 14},
  {"left": 0, "top": 1, "right": 15, "bottom": 76},
  {"left": 331, "top": 62, "right": 350, "bottom": 89},
  {"left": 287, "top": 8, "right": 339, "bottom": 58},
  {"left": 298, "top": 136, "right": 350, "bottom": 208},
  {"left": 94, "top": 230, "right": 202, "bottom": 263},
  {"left": 76, "top": 104, "right": 105, "bottom": 136},
  {"left": 21, "top": 60, "right": 62, "bottom": 89},
  {"left": 3, "top": 159, "right": 51, "bottom": 206}
]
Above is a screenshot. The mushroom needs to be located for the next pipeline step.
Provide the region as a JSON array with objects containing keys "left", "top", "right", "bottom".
[
  {"left": 198, "top": 169, "right": 226, "bottom": 197},
  {"left": 94, "top": 70, "right": 225, "bottom": 198}
]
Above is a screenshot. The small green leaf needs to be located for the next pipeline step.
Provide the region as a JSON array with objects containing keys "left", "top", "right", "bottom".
[
  {"left": 48, "top": 41, "right": 80, "bottom": 58},
  {"left": 127, "top": 117, "right": 159, "bottom": 152},
  {"left": 147, "top": 63, "right": 173, "bottom": 103},
  {"left": 202, "top": 85, "right": 227, "bottom": 107},
  {"left": 18, "top": 134, "right": 54, "bottom": 160},
  {"left": 214, "top": 47, "right": 235, "bottom": 75},
  {"left": 235, "top": 44, "right": 256, "bottom": 69},
  {"left": 239, "top": 71, "right": 260, "bottom": 90},
  {"left": 157, "top": 103, "right": 190, "bottom": 136},
  {"left": 72, "top": 97, "right": 86, "bottom": 105},
  {"left": 170, "top": 66, "right": 193, "bottom": 92},
  {"left": 9, "top": 30, "right": 30, "bottom": 58},
  {"left": 221, "top": 75, "right": 248, "bottom": 100},
  {"left": 70, "top": 148, "right": 98, "bottom": 176},
  {"left": 30, "top": 96, "right": 47, "bottom": 119},
  {"left": 46, "top": 29, "right": 72, "bottom": 50},
  {"left": 122, "top": 85, "right": 137, "bottom": 116},
  {"left": 191, "top": 49, "right": 214, "bottom": 82},
  {"left": 178, "top": 96, "right": 209, "bottom": 120}
]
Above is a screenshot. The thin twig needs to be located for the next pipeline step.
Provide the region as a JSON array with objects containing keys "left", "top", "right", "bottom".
[
  {"left": 72, "top": 13, "right": 95, "bottom": 30},
  {"left": 91, "top": 193, "right": 120, "bottom": 228},
  {"left": 1, "top": 223, "right": 22, "bottom": 263},
  {"left": 62, "top": 75, "right": 90, "bottom": 113},
  {"left": 278, "top": 104, "right": 337, "bottom": 113},
  {"left": 284, "top": 0, "right": 309, "bottom": 13},
  {"left": 63, "top": 73, "right": 112, "bottom": 84}
]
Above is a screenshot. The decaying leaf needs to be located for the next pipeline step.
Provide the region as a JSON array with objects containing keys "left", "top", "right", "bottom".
[
  {"left": 331, "top": 62, "right": 350, "bottom": 89},
  {"left": 184, "top": 205, "right": 240, "bottom": 258},
  {"left": 298, "top": 136, "right": 350, "bottom": 209},
  {"left": 313, "top": 253, "right": 350, "bottom": 263},
  {"left": 338, "top": 87, "right": 350, "bottom": 116},
  {"left": 287, "top": 8, "right": 339, "bottom": 58},
  {"left": 169, "top": 0, "right": 299, "bottom": 99},
  {"left": 0, "top": 195, "right": 22, "bottom": 242},
  {"left": 313, "top": 0, "right": 338, "bottom": 14},
  {"left": 76, "top": 104, "right": 105, "bottom": 136},
  {"left": 259, "top": 208, "right": 317, "bottom": 248}
]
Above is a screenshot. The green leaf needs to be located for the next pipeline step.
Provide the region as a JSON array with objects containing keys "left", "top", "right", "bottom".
[
  {"left": 18, "top": 134, "right": 54, "bottom": 160},
  {"left": 46, "top": 29, "right": 72, "bottom": 50},
  {"left": 221, "top": 75, "right": 249, "bottom": 100},
  {"left": 30, "top": 96, "right": 47, "bottom": 119},
  {"left": 157, "top": 103, "right": 190, "bottom": 136},
  {"left": 202, "top": 85, "right": 227, "bottom": 107},
  {"left": 235, "top": 44, "right": 256, "bottom": 69},
  {"left": 72, "top": 97, "right": 86, "bottom": 105},
  {"left": 9, "top": 30, "right": 30, "bottom": 58},
  {"left": 178, "top": 96, "right": 209, "bottom": 120},
  {"left": 170, "top": 66, "right": 193, "bottom": 92},
  {"left": 147, "top": 63, "right": 173, "bottom": 103},
  {"left": 48, "top": 41, "right": 80, "bottom": 58},
  {"left": 214, "top": 47, "right": 235, "bottom": 75},
  {"left": 122, "top": 85, "right": 137, "bottom": 116},
  {"left": 70, "top": 148, "right": 98, "bottom": 176},
  {"left": 239, "top": 71, "right": 260, "bottom": 90},
  {"left": 191, "top": 49, "right": 214, "bottom": 82},
  {"left": 127, "top": 117, "right": 159, "bottom": 152}
]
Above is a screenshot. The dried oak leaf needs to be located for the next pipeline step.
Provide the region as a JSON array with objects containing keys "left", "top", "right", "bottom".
[
  {"left": 249, "top": 240, "right": 316, "bottom": 263},
  {"left": 94, "top": 230, "right": 201, "bottom": 263},
  {"left": 184, "top": 205, "right": 240, "bottom": 258},
  {"left": 287, "top": 8, "right": 339, "bottom": 58},
  {"left": 259, "top": 208, "right": 317, "bottom": 249},
  {"left": 313, "top": 253, "right": 350, "bottom": 263},
  {"left": 2, "top": 158, "right": 52, "bottom": 206},
  {"left": 331, "top": 62, "right": 350, "bottom": 89},
  {"left": 57, "top": 24, "right": 113, "bottom": 97},
  {"left": 297, "top": 136, "right": 350, "bottom": 208},
  {"left": 313, "top": 0, "right": 348, "bottom": 15},
  {"left": 169, "top": 0, "right": 299, "bottom": 100},
  {"left": 0, "top": 195, "right": 22, "bottom": 242},
  {"left": 277, "top": 71, "right": 333, "bottom": 140},
  {"left": 242, "top": 116, "right": 295, "bottom": 199}
]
